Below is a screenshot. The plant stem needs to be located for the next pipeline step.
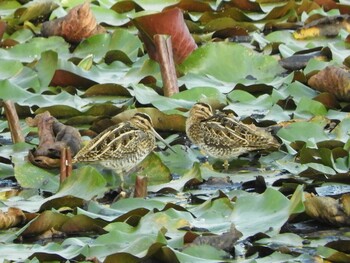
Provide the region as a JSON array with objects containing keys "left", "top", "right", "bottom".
[
  {"left": 3, "top": 100, "right": 24, "bottom": 143},
  {"left": 154, "top": 34, "right": 179, "bottom": 97}
]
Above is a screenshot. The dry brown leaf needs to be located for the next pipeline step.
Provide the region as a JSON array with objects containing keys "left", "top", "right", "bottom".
[
  {"left": 308, "top": 66, "right": 350, "bottom": 101},
  {"left": 304, "top": 193, "right": 350, "bottom": 226},
  {"left": 26, "top": 111, "right": 82, "bottom": 168},
  {"left": 190, "top": 224, "right": 242, "bottom": 252},
  {"left": 41, "top": 2, "right": 106, "bottom": 43},
  {"left": 293, "top": 15, "right": 350, "bottom": 39},
  {"left": 0, "top": 207, "right": 26, "bottom": 230}
]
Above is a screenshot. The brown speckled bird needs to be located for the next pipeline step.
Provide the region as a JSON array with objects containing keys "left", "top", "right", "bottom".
[
  {"left": 186, "top": 103, "right": 280, "bottom": 169},
  {"left": 73, "top": 112, "right": 172, "bottom": 178}
]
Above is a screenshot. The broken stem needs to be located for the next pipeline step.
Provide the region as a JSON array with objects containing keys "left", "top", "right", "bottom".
[
  {"left": 3, "top": 100, "right": 24, "bottom": 143},
  {"left": 154, "top": 34, "right": 179, "bottom": 97},
  {"left": 60, "top": 147, "right": 67, "bottom": 183},
  {"left": 60, "top": 147, "right": 72, "bottom": 183},
  {"left": 134, "top": 175, "right": 148, "bottom": 198}
]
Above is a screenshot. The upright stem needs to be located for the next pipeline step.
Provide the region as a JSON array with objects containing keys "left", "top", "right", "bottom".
[
  {"left": 154, "top": 34, "right": 179, "bottom": 97},
  {"left": 3, "top": 100, "right": 24, "bottom": 143}
]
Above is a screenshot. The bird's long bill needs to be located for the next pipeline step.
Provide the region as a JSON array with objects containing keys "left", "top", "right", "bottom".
[{"left": 151, "top": 127, "right": 176, "bottom": 153}]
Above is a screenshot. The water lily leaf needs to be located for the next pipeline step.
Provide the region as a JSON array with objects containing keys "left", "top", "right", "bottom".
[
  {"left": 91, "top": 5, "right": 134, "bottom": 26},
  {"left": 256, "top": 232, "right": 304, "bottom": 247},
  {"left": 157, "top": 145, "right": 199, "bottom": 175},
  {"left": 189, "top": 196, "right": 234, "bottom": 234},
  {"left": 148, "top": 162, "right": 202, "bottom": 193},
  {"left": 317, "top": 245, "right": 350, "bottom": 263},
  {"left": 178, "top": 73, "right": 235, "bottom": 93},
  {"left": 295, "top": 97, "right": 328, "bottom": 118},
  {"left": 225, "top": 93, "right": 286, "bottom": 121},
  {"left": 35, "top": 50, "right": 58, "bottom": 92},
  {"left": 21, "top": 210, "right": 69, "bottom": 237},
  {"left": 171, "top": 86, "right": 226, "bottom": 105},
  {"left": 110, "top": 198, "right": 165, "bottom": 212},
  {"left": 0, "top": 79, "right": 34, "bottom": 101},
  {"left": 180, "top": 245, "right": 229, "bottom": 261},
  {"left": 73, "top": 28, "right": 142, "bottom": 62},
  {"left": 277, "top": 122, "right": 330, "bottom": 153},
  {"left": 179, "top": 42, "right": 285, "bottom": 85},
  {"left": 331, "top": 118, "right": 350, "bottom": 143},
  {"left": 126, "top": 0, "right": 181, "bottom": 12},
  {"left": 15, "top": 0, "right": 58, "bottom": 23},
  {"left": 0, "top": 59, "right": 23, "bottom": 80},
  {"left": 92, "top": 221, "right": 167, "bottom": 260},
  {"left": 14, "top": 161, "right": 59, "bottom": 193},
  {"left": 0, "top": 36, "right": 70, "bottom": 63},
  {"left": 52, "top": 166, "right": 107, "bottom": 200},
  {"left": 231, "top": 186, "right": 304, "bottom": 238},
  {"left": 0, "top": 240, "right": 86, "bottom": 262},
  {"left": 130, "top": 152, "right": 171, "bottom": 186}
]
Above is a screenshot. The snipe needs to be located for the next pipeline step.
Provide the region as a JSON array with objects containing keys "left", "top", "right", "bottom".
[
  {"left": 186, "top": 103, "right": 280, "bottom": 170},
  {"left": 73, "top": 112, "right": 172, "bottom": 181}
]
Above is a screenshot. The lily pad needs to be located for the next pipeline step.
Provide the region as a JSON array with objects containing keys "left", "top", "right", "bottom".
[{"left": 179, "top": 42, "right": 285, "bottom": 85}]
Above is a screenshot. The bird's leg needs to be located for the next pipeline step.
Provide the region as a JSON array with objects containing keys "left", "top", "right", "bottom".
[{"left": 223, "top": 160, "right": 229, "bottom": 171}]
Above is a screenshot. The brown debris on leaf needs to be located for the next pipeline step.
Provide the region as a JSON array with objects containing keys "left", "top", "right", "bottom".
[
  {"left": 304, "top": 193, "right": 350, "bottom": 226},
  {"left": 26, "top": 111, "right": 82, "bottom": 169},
  {"left": 293, "top": 15, "right": 350, "bottom": 39},
  {"left": 41, "top": 2, "right": 106, "bottom": 43},
  {"left": 190, "top": 224, "right": 242, "bottom": 253},
  {"left": 133, "top": 8, "right": 197, "bottom": 65},
  {"left": 308, "top": 66, "right": 350, "bottom": 101},
  {"left": 0, "top": 207, "right": 26, "bottom": 230}
]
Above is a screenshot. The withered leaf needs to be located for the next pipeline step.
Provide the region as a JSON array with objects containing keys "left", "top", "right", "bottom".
[
  {"left": 190, "top": 224, "right": 242, "bottom": 252},
  {"left": 308, "top": 66, "right": 350, "bottom": 101},
  {"left": 304, "top": 193, "right": 350, "bottom": 226},
  {"left": 133, "top": 8, "right": 197, "bottom": 64},
  {"left": 293, "top": 15, "right": 350, "bottom": 39},
  {"left": 0, "top": 207, "right": 26, "bottom": 230},
  {"left": 26, "top": 111, "right": 82, "bottom": 169},
  {"left": 41, "top": 2, "right": 106, "bottom": 43}
]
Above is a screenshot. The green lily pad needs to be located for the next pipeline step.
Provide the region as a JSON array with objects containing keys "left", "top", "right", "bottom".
[{"left": 179, "top": 42, "right": 285, "bottom": 85}]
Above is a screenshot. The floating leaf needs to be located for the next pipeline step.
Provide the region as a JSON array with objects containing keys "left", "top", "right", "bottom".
[{"left": 179, "top": 42, "right": 285, "bottom": 85}]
